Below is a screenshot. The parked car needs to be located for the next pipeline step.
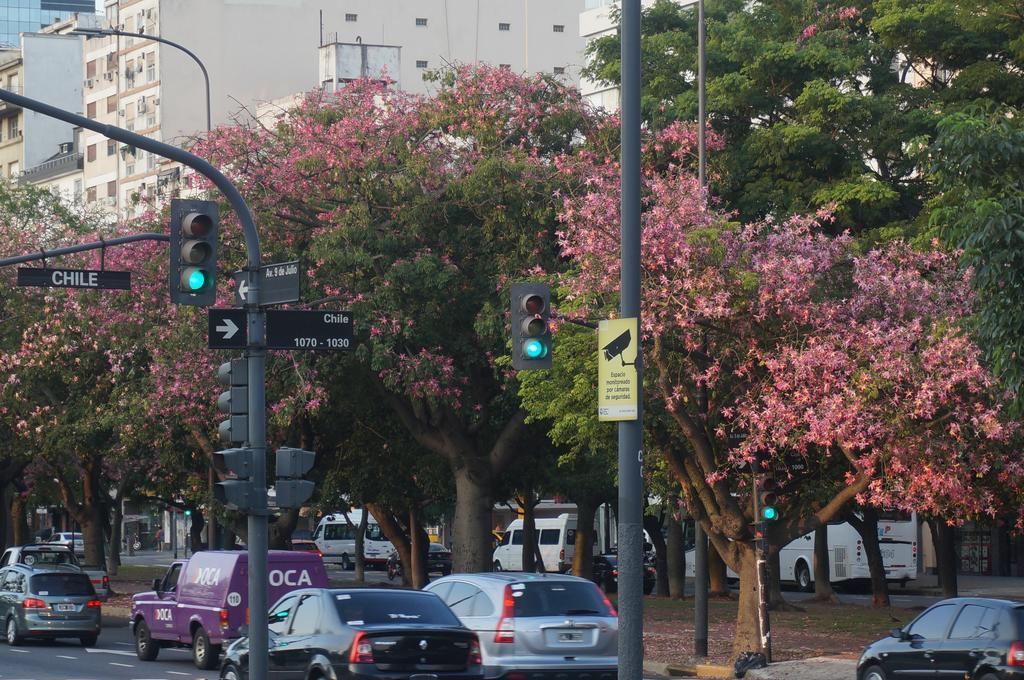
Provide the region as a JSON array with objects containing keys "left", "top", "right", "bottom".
[
  {"left": 0, "top": 564, "right": 101, "bottom": 646},
  {"left": 492, "top": 513, "right": 577, "bottom": 572},
  {"left": 0, "top": 544, "right": 110, "bottom": 600},
  {"left": 131, "top": 550, "right": 328, "bottom": 669},
  {"left": 313, "top": 510, "right": 396, "bottom": 570},
  {"left": 424, "top": 572, "right": 617, "bottom": 680},
  {"left": 429, "top": 542, "right": 454, "bottom": 576},
  {"left": 288, "top": 538, "right": 321, "bottom": 556},
  {"left": 218, "top": 587, "right": 483, "bottom": 680},
  {"left": 858, "top": 596, "right": 1024, "bottom": 680},
  {"left": 593, "top": 553, "right": 656, "bottom": 595},
  {"left": 48, "top": 532, "right": 84, "bottom": 555}
]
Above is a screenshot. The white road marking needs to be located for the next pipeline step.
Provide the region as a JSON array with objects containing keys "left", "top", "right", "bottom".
[
  {"left": 114, "top": 642, "right": 133, "bottom": 646},
  {"left": 166, "top": 673, "right": 190, "bottom": 676},
  {"left": 6, "top": 649, "right": 28, "bottom": 653},
  {"left": 56, "top": 655, "right": 78, "bottom": 659},
  {"left": 84, "top": 648, "right": 136, "bottom": 657},
  {"left": 108, "top": 662, "right": 134, "bottom": 667}
]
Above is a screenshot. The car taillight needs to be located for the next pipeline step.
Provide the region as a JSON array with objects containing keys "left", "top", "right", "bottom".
[
  {"left": 102, "top": 575, "right": 109, "bottom": 589},
  {"left": 86, "top": 600, "right": 102, "bottom": 608},
  {"left": 1009, "top": 641, "right": 1024, "bottom": 666},
  {"left": 245, "top": 608, "right": 249, "bottom": 625},
  {"left": 611, "top": 569, "right": 618, "bottom": 577},
  {"left": 597, "top": 585, "right": 617, "bottom": 616},
  {"left": 468, "top": 637, "right": 482, "bottom": 665},
  {"left": 350, "top": 631, "right": 374, "bottom": 663},
  {"left": 219, "top": 608, "right": 229, "bottom": 628},
  {"left": 494, "top": 584, "right": 515, "bottom": 643},
  {"left": 22, "top": 598, "right": 46, "bottom": 609}
]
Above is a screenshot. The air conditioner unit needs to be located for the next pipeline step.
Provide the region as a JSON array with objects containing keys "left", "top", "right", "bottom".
[
  {"left": 136, "top": 63, "right": 143, "bottom": 73},
  {"left": 137, "top": 99, "right": 147, "bottom": 113},
  {"left": 103, "top": 72, "right": 113, "bottom": 81},
  {"left": 85, "top": 78, "right": 94, "bottom": 88},
  {"left": 145, "top": 8, "right": 153, "bottom": 19}
]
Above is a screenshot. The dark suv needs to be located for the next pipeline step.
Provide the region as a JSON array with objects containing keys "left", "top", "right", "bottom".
[{"left": 858, "top": 597, "right": 1024, "bottom": 680}]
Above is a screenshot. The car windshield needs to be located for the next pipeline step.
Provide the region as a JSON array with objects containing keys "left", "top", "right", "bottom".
[
  {"left": 602, "top": 555, "right": 618, "bottom": 566},
  {"left": 332, "top": 591, "right": 461, "bottom": 627},
  {"left": 21, "top": 550, "right": 75, "bottom": 567},
  {"left": 511, "top": 581, "right": 614, "bottom": 617},
  {"left": 429, "top": 544, "right": 449, "bottom": 553},
  {"left": 30, "top": 573, "right": 94, "bottom": 597}
]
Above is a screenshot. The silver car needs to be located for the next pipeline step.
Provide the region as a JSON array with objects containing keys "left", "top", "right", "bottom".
[
  {"left": 424, "top": 572, "right": 617, "bottom": 680},
  {"left": 0, "top": 565, "right": 101, "bottom": 646}
]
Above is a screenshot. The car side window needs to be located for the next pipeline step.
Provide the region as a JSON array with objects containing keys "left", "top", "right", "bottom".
[
  {"left": 498, "top": 532, "right": 510, "bottom": 547},
  {"left": 289, "top": 595, "right": 320, "bottom": 636},
  {"left": 428, "top": 582, "right": 453, "bottom": 601},
  {"left": 162, "top": 563, "right": 182, "bottom": 592},
  {"left": 539, "top": 529, "right": 560, "bottom": 545},
  {"left": 470, "top": 590, "right": 495, "bottom": 617},
  {"left": 269, "top": 595, "right": 298, "bottom": 635},
  {"left": 2, "top": 571, "right": 21, "bottom": 593},
  {"left": 445, "top": 582, "right": 478, "bottom": 617},
  {"left": 9, "top": 572, "right": 24, "bottom": 594},
  {"left": 950, "top": 605, "right": 991, "bottom": 639},
  {"left": 312, "top": 526, "right": 322, "bottom": 541},
  {"left": 908, "top": 604, "right": 957, "bottom": 640},
  {"left": 0, "top": 550, "right": 10, "bottom": 567},
  {"left": 511, "top": 530, "right": 523, "bottom": 546}
]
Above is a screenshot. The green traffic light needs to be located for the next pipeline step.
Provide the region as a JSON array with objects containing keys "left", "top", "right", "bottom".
[
  {"left": 762, "top": 506, "right": 778, "bottom": 521},
  {"left": 184, "top": 509, "right": 192, "bottom": 516},
  {"left": 524, "top": 339, "right": 548, "bottom": 359},
  {"left": 187, "top": 269, "right": 207, "bottom": 291}
]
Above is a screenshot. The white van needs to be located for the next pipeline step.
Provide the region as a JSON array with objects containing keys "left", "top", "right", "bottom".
[
  {"left": 492, "top": 513, "right": 577, "bottom": 572},
  {"left": 313, "top": 509, "right": 395, "bottom": 570}
]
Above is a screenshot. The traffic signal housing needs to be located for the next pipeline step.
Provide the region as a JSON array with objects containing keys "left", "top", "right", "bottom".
[
  {"left": 275, "top": 447, "right": 315, "bottom": 509},
  {"left": 213, "top": 447, "right": 255, "bottom": 511},
  {"left": 757, "top": 474, "right": 779, "bottom": 522},
  {"left": 169, "top": 198, "right": 219, "bottom": 306},
  {"left": 511, "top": 282, "right": 552, "bottom": 370},
  {"left": 217, "top": 358, "right": 248, "bottom": 445}
]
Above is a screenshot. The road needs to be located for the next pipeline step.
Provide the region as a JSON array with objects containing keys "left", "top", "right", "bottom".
[{"left": 0, "top": 635, "right": 218, "bottom": 680}]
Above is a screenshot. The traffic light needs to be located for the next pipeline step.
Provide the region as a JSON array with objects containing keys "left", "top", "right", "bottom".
[
  {"left": 169, "top": 198, "right": 219, "bottom": 306},
  {"left": 510, "top": 282, "right": 552, "bottom": 370},
  {"left": 757, "top": 474, "right": 779, "bottom": 521},
  {"left": 275, "top": 447, "right": 315, "bottom": 508},
  {"left": 213, "top": 447, "right": 255, "bottom": 511},
  {"left": 217, "top": 358, "right": 248, "bottom": 445}
]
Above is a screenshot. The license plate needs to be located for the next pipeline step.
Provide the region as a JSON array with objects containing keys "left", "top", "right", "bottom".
[
  {"left": 559, "top": 632, "right": 583, "bottom": 642},
  {"left": 55, "top": 604, "right": 75, "bottom": 612}
]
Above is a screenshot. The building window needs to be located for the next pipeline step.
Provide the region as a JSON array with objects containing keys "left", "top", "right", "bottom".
[
  {"left": 416, "top": 60, "right": 428, "bottom": 68},
  {"left": 87, "top": 144, "right": 97, "bottom": 162},
  {"left": 345, "top": 13, "right": 357, "bottom": 21},
  {"left": 86, "top": 59, "right": 96, "bottom": 78},
  {"left": 7, "top": 161, "right": 17, "bottom": 177},
  {"left": 106, "top": 95, "right": 117, "bottom": 114},
  {"left": 553, "top": 24, "right": 565, "bottom": 32},
  {"left": 73, "top": 179, "right": 83, "bottom": 198},
  {"left": 415, "top": 17, "right": 427, "bottom": 26},
  {"left": 87, "top": 101, "right": 96, "bottom": 119},
  {"left": 147, "top": 152, "right": 156, "bottom": 170},
  {"left": 86, "top": 186, "right": 97, "bottom": 202},
  {"left": 147, "top": 114, "right": 156, "bottom": 128},
  {"left": 7, "top": 117, "right": 17, "bottom": 139},
  {"left": 107, "top": 140, "right": 116, "bottom": 156},
  {"left": 146, "top": 65, "right": 156, "bottom": 82},
  {"left": 499, "top": 64, "right": 511, "bottom": 69},
  {"left": 126, "top": 163, "right": 135, "bottom": 176},
  {"left": 107, "top": 180, "right": 116, "bottom": 197},
  {"left": 554, "top": 66, "right": 566, "bottom": 75},
  {"left": 498, "top": 22, "right": 510, "bottom": 31}
]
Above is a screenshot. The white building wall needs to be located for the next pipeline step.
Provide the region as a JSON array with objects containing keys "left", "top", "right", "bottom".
[{"left": 21, "top": 33, "right": 82, "bottom": 169}]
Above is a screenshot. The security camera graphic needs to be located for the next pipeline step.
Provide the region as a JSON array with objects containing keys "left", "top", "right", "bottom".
[{"left": 602, "top": 329, "right": 635, "bottom": 366}]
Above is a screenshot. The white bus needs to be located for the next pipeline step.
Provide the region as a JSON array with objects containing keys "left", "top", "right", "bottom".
[
  {"left": 313, "top": 509, "right": 396, "bottom": 570},
  {"left": 492, "top": 513, "right": 577, "bottom": 573},
  {"left": 686, "top": 511, "right": 918, "bottom": 589}
]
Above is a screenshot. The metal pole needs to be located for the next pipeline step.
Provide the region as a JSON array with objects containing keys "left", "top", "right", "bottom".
[
  {"left": 72, "top": 28, "right": 212, "bottom": 132},
  {"left": 619, "top": 2, "right": 644, "bottom": 679},
  {"left": 751, "top": 472, "right": 772, "bottom": 662},
  {"left": 171, "top": 510, "right": 178, "bottom": 559},
  {"left": 0, "top": 88, "right": 267, "bottom": 680},
  {"left": 694, "top": 0, "right": 710, "bottom": 659}
]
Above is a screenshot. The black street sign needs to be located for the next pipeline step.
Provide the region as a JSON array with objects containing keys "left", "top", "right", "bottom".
[
  {"left": 234, "top": 261, "right": 301, "bottom": 306},
  {"left": 17, "top": 267, "right": 131, "bottom": 290},
  {"left": 209, "top": 308, "right": 247, "bottom": 349},
  {"left": 266, "top": 310, "right": 353, "bottom": 351}
]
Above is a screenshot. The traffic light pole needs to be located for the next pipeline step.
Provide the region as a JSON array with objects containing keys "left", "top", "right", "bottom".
[
  {"left": 619, "top": 2, "right": 644, "bottom": 680},
  {"left": 0, "top": 88, "right": 272, "bottom": 680},
  {"left": 751, "top": 474, "right": 772, "bottom": 662}
]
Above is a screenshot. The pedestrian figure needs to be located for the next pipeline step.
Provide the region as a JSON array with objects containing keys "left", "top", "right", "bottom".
[{"left": 155, "top": 527, "right": 163, "bottom": 551}]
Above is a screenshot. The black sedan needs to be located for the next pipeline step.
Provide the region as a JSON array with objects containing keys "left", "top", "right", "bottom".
[
  {"left": 428, "top": 543, "right": 453, "bottom": 576},
  {"left": 220, "top": 588, "right": 483, "bottom": 680},
  {"left": 593, "top": 553, "right": 656, "bottom": 595},
  {"left": 857, "top": 596, "right": 1024, "bottom": 680}
]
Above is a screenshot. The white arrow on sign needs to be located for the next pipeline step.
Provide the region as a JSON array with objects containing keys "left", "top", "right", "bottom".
[
  {"left": 237, "top": 279, "right": 249, "bottom": 301},
  {"left": 216, "top": 318, "right": 240, "bottom": 339}
]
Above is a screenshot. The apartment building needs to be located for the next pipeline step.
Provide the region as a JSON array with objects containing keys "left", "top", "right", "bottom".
[
  {"left": 0, "top": 0, "right": 94, "bottom": 47},
  {"left": 74, "top": 0, "right": 589, "bottom": 218}
]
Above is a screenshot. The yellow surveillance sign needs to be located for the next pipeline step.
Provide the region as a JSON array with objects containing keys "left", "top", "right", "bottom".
[{"left": 598, "top": 317, "right": 639, "bottom": 421}]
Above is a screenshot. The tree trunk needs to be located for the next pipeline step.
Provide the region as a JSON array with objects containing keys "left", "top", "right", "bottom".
[
  {"left": 571, "top": 497, "right": 597, "bottom": 578},
  {"left": 189, "top": 507, "right": 205, "bottom": 553},
  {"left": 812, "top": 523, "right": 838, "bottom": 602},
  {"left": 367, "top": 504, "right": 412, "bottom": 586},
  {"left": 409, "top": 511, "right": 429, "bottom": 588},
  {"left": 733, "top": 544, "right": 767, "bottom": 658},
  {"left": 224, "top": 526, "right": 237, "bottom": 550},
  {"left": 0, "top": 484, "right": 11, "bottom": 550},
  {"left": 848, "top": 508, "right": 890, "bottom": 607},
  {"left": 643, "top": 513, "right": 669, "bottom": 597},
  {"left": 765, "top": 539, "right": 800, "bottom": 611},
  {"left": 355, "top": 510, "right": 368, "bottom": 583},
  {"left": 665, "top": 510, "right": 686, "bottom": 599},
  {"left": 929, "top": 518, "right": 958, "bottom": 597},
  {"left": 107, "top": 498, "right": 124, "bottom": 575},
  {"left": 268, "top": 508, "right": 299, "bottom": 550},
  {"left": 452, "top": 465, "right": 494, "bottom": 572},
  {"left": 522, "top": 495, "right": 537, "bottom": 572},
  {"left": 709, "top": 541, "right": 730, "bottom": 598}
]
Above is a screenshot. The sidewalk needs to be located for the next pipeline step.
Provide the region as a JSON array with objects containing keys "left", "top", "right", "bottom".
[
  {"left": 745, "top": 657, "right": 857, "bottom": 680},
  {"left": 904, "top": 574, "right": 1024, "bottom": 598}
]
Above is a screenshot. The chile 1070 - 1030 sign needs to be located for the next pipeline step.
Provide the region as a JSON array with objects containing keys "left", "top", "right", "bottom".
[{"left": 266, "top": 310, "right": 354, "bottom": 351}]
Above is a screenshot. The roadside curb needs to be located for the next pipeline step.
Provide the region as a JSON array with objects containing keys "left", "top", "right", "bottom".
[
  {"left": 643, "top": 661, "right": 732, "bottom": 678},
  {"left": 745, "top": 657, "right": 856, "bottom": 680}
]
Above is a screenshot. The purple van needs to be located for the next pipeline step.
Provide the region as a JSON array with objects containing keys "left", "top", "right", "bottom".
[{"left": 130, "top": 550, "right": 328, "bottom": 669}]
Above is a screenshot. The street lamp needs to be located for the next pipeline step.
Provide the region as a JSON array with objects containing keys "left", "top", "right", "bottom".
[{"left": 71, "top": 26, "right": 212, "bottom": 132}]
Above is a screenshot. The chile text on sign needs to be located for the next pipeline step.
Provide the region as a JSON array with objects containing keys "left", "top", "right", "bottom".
[
  {"left": 17, "top": 267, "right": 131, "bottom": 290},
  {"left": 266, "top": 310, "right": 353, "bottom": 351},
  {"left": 208, "top": 308, "right": 248, "bottom": 349},
  {"left": 233, "top": 261, "right": 301, "bottom": 306}
]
